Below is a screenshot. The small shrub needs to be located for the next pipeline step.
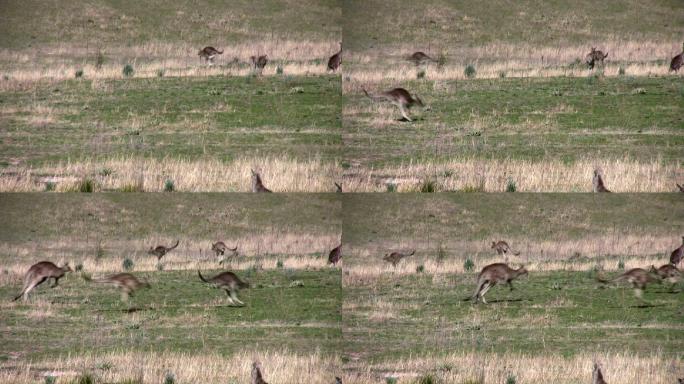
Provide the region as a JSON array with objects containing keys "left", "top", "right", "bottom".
[
  {"left": 506, "top": 375, "right": 517, "bottom": 384},
  {"left": 276, "top": 65, "right": 284, "bottom": 75},
  {"left": 96, "top": 361, "right": 113, "bottom": 371},
  {"left": 464, "top": 64, "right": 476, "bottom": 78},
  {"left": 122, "top": 257, "right": 134, "bottom": 271},
  {"left": 122, "top": 64, "right": 134, "bottom": 77},
  {"left": 418, "top": 374, "right": 436, "bottom": 384},
  {"left": 75, "top": 69, "right": 84, "bottom": 78},
  {"left": 420, "top": 179, "right": 436, "bottom": 193},
  {"left": 506, "top": 178, "right": 517, "bottom": 192},
  {"left": 156, "top": 262, "right": 164, "bottom": 271},
  {"left": 73, "top": 373, "right": 95, "bottom": 384},
  {"left": 386, "top": 378, "right": 398, "bottom": 384},
  {"left": 164, "top": 179, "right": 175, "bottom": 192},
  {"left": 552, "top": 89, "right": 563, "bottom": 96},
  {"left": 551, "top": 281, "right": 562, "bottom": 290},
  {"left": 416, "top": 264, "right": 425, "bottom": 273},
  {"left": 386, "top": 183, "right": 397, "bottom": 192},
  {"left": 78, "top": 178, "right": 95, "bottom": 193},
  {"left": 99, "top": 168, "right": 113, "bottom": 177},
  {"left": 436, "top": 53, "right": 447, "bottom": 67},
  {"left": 618, "top": 66, "right": 626, "bottom": 76},
  {"left": 276, "top": 260, "right": 284, "bottom": 268},
  {"left": 618, "top": 259, "right": 625, "bottom": 270},
  {"left": 498, "top": 71, "right": 506, "bottom": 78},
  {"left": 417, "top": 69, "right": 426, "bottom": 79},
  {"left": 156, "top": 69, "right": 165, "bottom": 78},
  {"left": 75, "top": 263, "right": 84, "bottom": 272},
  {"left": 120, "top": 183, "right": 144, "bottom": 192},
  {"left": 45, "top": 182, "right": 56, "bottom": 192},
  {"left": 95, "top": 51, "right": 105, "bottom": 69},
  {"left": 288, "top": 86, "right": 304, "bottom": 94},
  {"left": 442, "top": 170, "right": 453, "bottom": 178},
  {"left": 438, "top": 363, "right": 453, "bottom": 372},
  {"left": 163, "top": 371, "right": 176, "bottom": 384},
  {"left": 44, "top": 376, "right": 56, "bottom": 384},
  {"left": 464, "top": 258, "right": 475, "bottom": 272}
]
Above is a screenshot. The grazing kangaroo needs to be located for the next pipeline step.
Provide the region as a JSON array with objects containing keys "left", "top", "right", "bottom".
[
  {"left": 471, "top": 263, "right": 528, "bottom": 304},
  {"left": 670, "top": 236, "right": 684, "bottom": 266},
  {"left": 592, "top": 362, "right": 608, "bottom": 384},
  {"left": 329, "top": 244, "right": 341, "bottom": 265},
  {"left": 148, "top": 240, "right": 179, "bottom": 260},
  {"left": 383, "top": 250, "right": 415, "bottom": 267},
  {"left": 362, "top": 87, "right": 424, "bottom": 122},
  {"left": 251, "top": 361, "right": 268, "bottom": 384},
  {"left": 586, "top": 47, "right": 608, "bottom": 69},
  {"left": 592, "top": 169, "right": 611, "bottom": 193},
  {"left": 93, "top": 273, "right": 150, "bottom": 302},
  {"left": 198, "top": 270, "right": 249, "bottom": 306},
  {"left": 597, "top": 268, "right": 658, "bottom": 298},
  {"left": 212, "top": 241, "right": 238, "bottom": 258},
  {"left": 328, "top": 43, "right": 342, "bottom": 72},
  {"left": 198, "top": 46, "right": 223, "bottom": 65},
  {"left": 251, "top": 55, "right": 268, "bottom": 75},
  {"left": 491, "top": 241, "right": 520, "bottom": 256},
  {"left": 13, "top": 261, "right": 72, "bottom": 302},
  {"left": 408, "top": 51, "right": 437, "bottom": 65},
  {"left": 335, "top": 182, "right": 342, "bottom": 193},
  {"left": 669, "top": 43, "right": 683, "bottom": 72},
  {"left": 251, "top": 169, "right": 272, "bottom": 193}
]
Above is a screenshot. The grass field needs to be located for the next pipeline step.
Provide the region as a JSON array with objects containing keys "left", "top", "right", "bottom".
[{"left": 341, "top": 194, "right": 684, "bottom": 383}]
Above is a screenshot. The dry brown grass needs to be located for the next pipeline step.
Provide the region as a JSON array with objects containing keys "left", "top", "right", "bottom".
[
  {"left": 343, "top": 352, "right": 682, "bottom": 384},
  {"left": 342, "top": 157, "right": 682, "bottom": 192},
  {"left": 0, "top": 156, "right": 341, "bottom": 192},
  {"left": 0, "top": 350, "right": 340, "bottom": 384}
]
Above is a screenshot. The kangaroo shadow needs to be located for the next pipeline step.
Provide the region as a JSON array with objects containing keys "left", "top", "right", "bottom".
[
  {"left": 628, "top": 303, "right": 668, "bottom": 309},
  {"left": 485, "top": 298, "right": 524, "bottom": 304}
]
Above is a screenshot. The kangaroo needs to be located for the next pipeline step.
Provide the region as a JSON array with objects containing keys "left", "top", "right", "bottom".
[
  {"left": 491, "top": 241, "right": 520, "bottom": 256},
  {"left": 676, "top": 183, "right": 684, "bottom": 193},
  {"left": 198, "top": 46, "right": 223, "bottom": 65},
  {"left": 328, "top": 43, "right": 342, "bottom": 72},
  {"left": 148, "top": 240, "right": 179, "bottom": 260},
  {"left": 212, "top": 241, "right": 238, "bottom": 258},
  {"left": 251, "top": 361, "right": 268, "bottom": 384},
  {"left": 13, "top": 261, "right": 72, "bottom": 302},
  {"left": 251, "top": 55, "right": 268, "bottom": 75},
  {"left": 597, "top": 268, "right": 658, "bottom": 298},
  {"left": 362, "top": 87, "right": 424, "bottom": 122},
  {"left": 471, "top": 263, "right": 528, "bottom": 304},
  {"left": 198, "top": 270, "right": 249, "bottom": 306},
  {"left": 408, "top": 51, "right": 437, "bottom": 66},
  {"left": 592, "top": 362, "right": 608, "bottom": 384},
  {"left": 335, "top": 182, "right": 342, "bottom": 193},
  {"left": 669, "top": 43, "right": 683, "bottom": 72},
  {"left": 586, "top": 47, "right": 608, "bottom": 69},
  {"left": 251, "top": 169, "right": 272, "bottom": 193},
  {"left": 383, "top": 250, "right": 415, "bottom": 267},
  {"left": 328, "top": 244, "right": 341, "bottom": 265},
  {"left": 93, "top": 273, "right": 150, "bottom": 302},
  {"left": 670, "top": 236, "right": 684, "bottom": 266},
  {"left": 592, "top": 168, "right": 611, "bottom": 192}
]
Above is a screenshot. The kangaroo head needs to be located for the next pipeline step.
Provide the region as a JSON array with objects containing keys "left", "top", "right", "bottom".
[
  {"left": 516, "top": 266, "right": 528, "bottom": 277},
  {"left": 491, "top": 241, "right": 496, "bottom": 248},
  {"left": 61, "top": 262, "right": 73, "bottom": 273}
]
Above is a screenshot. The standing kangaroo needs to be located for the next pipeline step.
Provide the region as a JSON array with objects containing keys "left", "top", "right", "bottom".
[
  {"left": 592, "top": 169, "right": 611, "bottom": 192},
  {"left": 471, "top": 263, "right": 528, "bottom": 304},
  {"left": 251, "top": 169, "right": 272, "bottom": 193},
  {"left": 198, "top": 270, "right": 249, "bottom": 306},
  {"left": 251, "top": 55, "right": 268, "bottom": 75},
  {"left": 328, "top": 43, "right": 342, "bottom": 72},
  {"left": 148, "top": 240, "right": 179, "bottom": 260},
  {"left": 669, "top": 43, "right": 683, "bottom": 72},
  {"left": 383, "top": 250, "right": 415, "bottom": 267},
  {"left": 491, "top": 241, "right": 520, "bottom": 256},
  {"left": 328, "top": 244, "right": 341, "bottom": 265},
  {"left": 251, "top": 361, "right": 269, "bottom": 384},
  {"left": 670, "top": 236, "right": 684, "bottom": 266},
  {"left": 13, "top": 261, "right": 72, "bottom": 302},
  {"left": 592, "top": 362, "right": 608, "bottom": 384},
  {"left": 597, "top": 268, "right": 658, "bottom": 298},
  {"left": 93, "top": 273, "right": 150, "bottom": 302},
  {"left": 362, "top": 87, "right": 424, "bottom": 122},
  {"left": 408, "top": 51, "right": 437, "bottom": 66},
  {"left": 198, "top": 46, "right": 223, "bottom": 65},
  {"left": 586, "top": 47, "right": 608, "bottom": 69}
]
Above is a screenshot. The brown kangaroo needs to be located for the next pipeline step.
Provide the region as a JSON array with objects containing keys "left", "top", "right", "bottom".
[
  {"left": 251, "top": 361, "right": 269, "bottom": 384},
  {"left": 198, "top": 270, "right": 249, "bottom": 306},
  {"left": 93, "top": 273, "right": 150, "bottom": 302},
  {"left": 670, "top": 236, "right": 684, "bottom": 266},
  {"left": 383, "top": 250, "right": 415, "bottom": 267},
  {"left": 592, "top": 169, "right": 611, "bottom": 192},
  {"left": 669, "top": 43, "right": 683, "bottom": 72},
  {"left": 148, "top": 240, "right": 179, "bottom": 260},
  {"left": 251, "top": 169, "right": 272, "bottom": 193},
  {"left": 592, "top": 362, "right": 608, "bottom": 384},
  {"left": 362, "top": 87, "right": 424, "bottom": 122},
  {"left": 251, "top": 55, "right": 268, "bottom": 75},
  {"left": 491, "top": 241, "right": 520, "bottom": 256},
  {"left": 328, "top": 43, "right": 342, "bottom": 72},
  {"left": 597, "top": 268, "right": 658, "bottom": 298},
  {"left": 471, "top": 263, "right": 528, "bottom": 304},
  {"left": 328, "top": 244, "right": 341, "bottom": 265},
  {"left": 13, "top": 261, "right": 72, "bottom": 302},
  {"left": 408, "top": 51, "right": 437, "bottom": 66},
  {"left": 198, "top": 46, "right": 223, "bottom": 65},
  {"left": 586, "top": 47, "right": 608, "bottom": 69},
  {"left": 212, "top": 241, "right": 238, "bottom": 258}
]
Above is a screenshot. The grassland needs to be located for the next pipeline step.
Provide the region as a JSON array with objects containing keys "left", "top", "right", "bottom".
[{"left": 341, "top": 194, "right": 684, "bottom": 383}]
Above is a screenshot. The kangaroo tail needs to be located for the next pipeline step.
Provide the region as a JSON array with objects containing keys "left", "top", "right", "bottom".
[
  {"left": 169, "top": 240, "right": 179, "bottom": 250},
  {"left": 217, "top": 50, "right": 223, "bottom": 54},
  {"left": 198, "top": 270, "right": 209, "bottom": 283},
  {"left": 408, "top": 250, "right": 416, "bottom": 256},
  {"left": 12, "top": 289, "right": 25, "bottom": 301},
  {"left": 229, "top": 246, "right": 238, "bottom": 252},
  {"left": 513, "top": 251, "right": 521, "bottom": 256}
]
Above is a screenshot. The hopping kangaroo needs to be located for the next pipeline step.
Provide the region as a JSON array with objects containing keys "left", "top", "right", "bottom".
[
  {"left": 212, "top": 241, "right": 238, "bottom": 258},
  {"left": 251, "top": 55, "right": 268, "bottom": 75},
  {"left": 597, "top": 268, "right": 658, "bottom": 298},
  {"left": 670, "top": 236, "right": 684, "bottom": 266},
  {"left": 669, "top": 43, "right": 683, "bottom": 72},
  {"left": 148, "top": 240, "right": 179, "bottom": 260},
  {"left": 13, "top": 261, "right": 72, "bottom": 301},
  {"left": 471, "top": 263, "right": 528, "bottom": 304},
  {"left": 93, "top": 273, "right": 150, "bottom": 302},
  {"left": 383, "top": 250, "right": 415, "bottom": 267},
  {"left": 198, "top": 270, "right": 249, "bottom": 306},
  {"left": 251, "top": 361, "right": 269, "bottom": 384},
  {"left": 408, "top": 51, "right": 437, "bottom": 65},
  {"left": 328, "top": 43, "right": 342, "bottom": 72},
  {"left": 592, "top": 168, "right": 611, "bottom": 192},
  {"left": 592, "top": 362, "right": 608, "bottom": 384},
  {"left": 328, "top": 244, "right": 341, "bottom": 265},
  {"left": 198, "top": 46, "right": 223, "bottom": 65},
  {"left": 491, "top": 241, "right": 520, "bottom": 256},
  {"left": 362, "top": 87, "right": 424, "bottom": 122},
  {"left": 586, "top": 47, "right": 608, "bottom": 69},
  {"left": 251, "top": 169, "right": 272, "bottom": 193}
]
